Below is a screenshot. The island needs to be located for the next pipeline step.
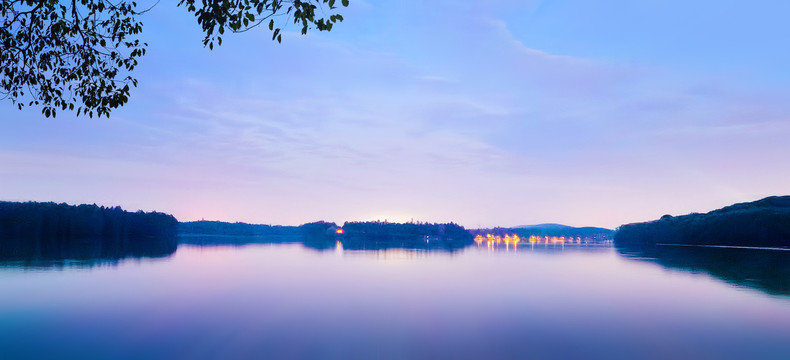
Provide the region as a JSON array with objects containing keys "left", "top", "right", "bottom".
[
  {"left": 178, "top": 219, "right": 474, "bottom": 251},
  {"left": 334, "top": 221, "right": 473, "bottom": 251}
]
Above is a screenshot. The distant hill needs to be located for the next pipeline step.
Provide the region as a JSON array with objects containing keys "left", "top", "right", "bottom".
[
  {"left": 515, "top": 224, "right": 613, "bottom": 236},
  {"left": 513, "top": 223, "right": 573, "bottom": 230},
  {"left": 472, "top": 224, "right": 613, "bottom": 239},
  {"left": 614, "top": 196, "right": 790, "bottom": 248}
]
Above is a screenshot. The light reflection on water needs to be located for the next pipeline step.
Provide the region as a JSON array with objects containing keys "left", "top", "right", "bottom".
[{"left": 0, "top": 242, "right": 788, "bottom": 360}]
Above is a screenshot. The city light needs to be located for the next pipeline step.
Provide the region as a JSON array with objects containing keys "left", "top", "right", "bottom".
[{"left": 475, "top": 233, "right": 600, "bottom": 250}]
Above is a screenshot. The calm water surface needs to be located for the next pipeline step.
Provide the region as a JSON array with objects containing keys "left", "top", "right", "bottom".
[{"left": 1, "top": 242, "right": 788, "bottom": 359}]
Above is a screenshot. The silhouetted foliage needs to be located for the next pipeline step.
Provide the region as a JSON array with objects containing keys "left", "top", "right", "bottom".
[
  {"left": 297, "top": 220, "right": 339, "bottom": 249},
  {"left": 614, "top": 196, "right": 790, "bottom": 248},
  {"left": 0, "top": 201, "right": 177, "bottom": 268},
  {"left": 0, "top": 201, "right": 177, "bottom": 240},
  {"left": 299, "top": 220, "right": 338, "bottom": 237},
  {"left": 1, "top": 0, "right": 349, "bottom": 117}
]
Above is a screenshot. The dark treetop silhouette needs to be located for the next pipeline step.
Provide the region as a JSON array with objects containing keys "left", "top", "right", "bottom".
[
  {"left": 0, "top": 201, "right": 177, "bottom": 267},
  {"left": 614, "top": 196, "right": 790, "bottom": 249},
  {"left": 0, "top": 0, "right": 349, "bottom": 118}
]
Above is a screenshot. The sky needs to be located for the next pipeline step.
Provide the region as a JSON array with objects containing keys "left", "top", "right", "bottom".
[{"left": 1, "top": 0, "right": 789, "bottom": 229}]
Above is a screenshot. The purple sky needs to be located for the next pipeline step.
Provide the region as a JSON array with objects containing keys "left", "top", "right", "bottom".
[{"left": 1, "top": 0, "right": 789, "bottom": 228}]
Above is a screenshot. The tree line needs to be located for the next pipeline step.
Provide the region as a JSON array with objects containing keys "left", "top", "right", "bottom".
[
  {"left": 179, "top": 220, "right": 300, "bottom": 236},
  {"left": 614, "top": 196, "right": 790, "bottom": 248},
  {"left": 0, "top": 201, "right": 177, "bottom": 240},
  {"left": 0, "top": 201, "right": 178, "bottom": 264}
]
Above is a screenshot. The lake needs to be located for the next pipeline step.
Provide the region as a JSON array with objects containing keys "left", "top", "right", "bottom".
[{"left": 1, "top": 239, "right": 789, "bottom": 359}]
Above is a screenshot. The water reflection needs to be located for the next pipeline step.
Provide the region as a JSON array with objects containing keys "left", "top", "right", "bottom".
[
  {"left": 617, "top": 244, "right": 790, "bottom": 296},
  {"left": 335, "top": 246, "right": 454, "bottom": 262},
  {"left": 5, "top": 228, "right": 788, "bottom": 300},
  {"left": 2, "top": 233, "right": 590, "bottom": 271},
  {"left": 177, "top": 234, "right": 302, "bottom": 247},
  {"left": 0, "top": 236, "right": 177, "bottom": 269},
  {"left": 178, "top": 233, "right": 605, "bottom": 255},
  {"left": 3, "top": 242, "right": 787, "bottom": 360},
  {"left": 306, "top": 234, "right": 470, "bottom": 252},
  {"left": 474, "top": 233, "right": 613, "bottom": 253}
]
